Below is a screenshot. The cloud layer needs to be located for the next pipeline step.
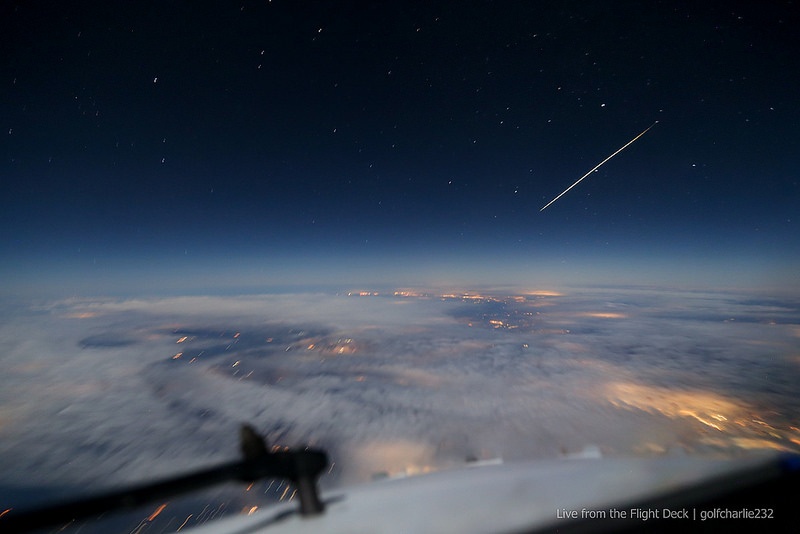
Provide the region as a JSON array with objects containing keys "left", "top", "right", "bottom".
[{"left": 1, "top": 287, "right": 798, "bottom": 529}]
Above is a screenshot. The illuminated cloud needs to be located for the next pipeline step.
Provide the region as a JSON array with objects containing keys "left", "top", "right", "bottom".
[{"left": 0, "top": 287, "right": 798, "bottom": 509}]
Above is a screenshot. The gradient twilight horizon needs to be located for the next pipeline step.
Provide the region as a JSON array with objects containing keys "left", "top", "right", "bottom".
[
  {"left": 1, "top": 2, "right": 799, "bottom": 533},
  {"left": 1, "top": 1, "right": 798, "bottom": 297}
]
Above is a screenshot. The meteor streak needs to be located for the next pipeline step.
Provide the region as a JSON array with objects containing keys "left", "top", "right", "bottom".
[{"left": 540, "top": 121, "right": 659, "bottom": 212}]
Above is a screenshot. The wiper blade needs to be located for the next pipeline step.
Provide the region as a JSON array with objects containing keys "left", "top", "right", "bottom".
[{"left": 1, "top": 425, "right": 327, "bottom": 533}]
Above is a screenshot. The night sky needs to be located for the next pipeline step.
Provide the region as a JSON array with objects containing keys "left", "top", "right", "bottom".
[
  {"left": 2, "top": 4, "right": 800, "bottom": 530},
  {"left": 2, "top": 1, "right": 799, "bottom": 295}
]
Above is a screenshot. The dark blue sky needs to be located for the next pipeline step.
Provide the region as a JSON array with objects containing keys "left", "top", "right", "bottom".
[{"left": 2, "top": 1, "right": 798, "bottom": 295}]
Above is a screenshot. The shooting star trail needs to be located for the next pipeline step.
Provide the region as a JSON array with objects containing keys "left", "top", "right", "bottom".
[{"left": 540, "top": 121, "right": 659, "bottom": 212}]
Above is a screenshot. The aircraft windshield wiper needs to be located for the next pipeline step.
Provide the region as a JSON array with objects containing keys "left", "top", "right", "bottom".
[{"left": 0, "top": 425, "right": 328, "bottom": 533}]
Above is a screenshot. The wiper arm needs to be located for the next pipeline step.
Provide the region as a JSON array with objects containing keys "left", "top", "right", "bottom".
[{"left": 1, "top": 424, "right": 328, "bottom": 533}]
